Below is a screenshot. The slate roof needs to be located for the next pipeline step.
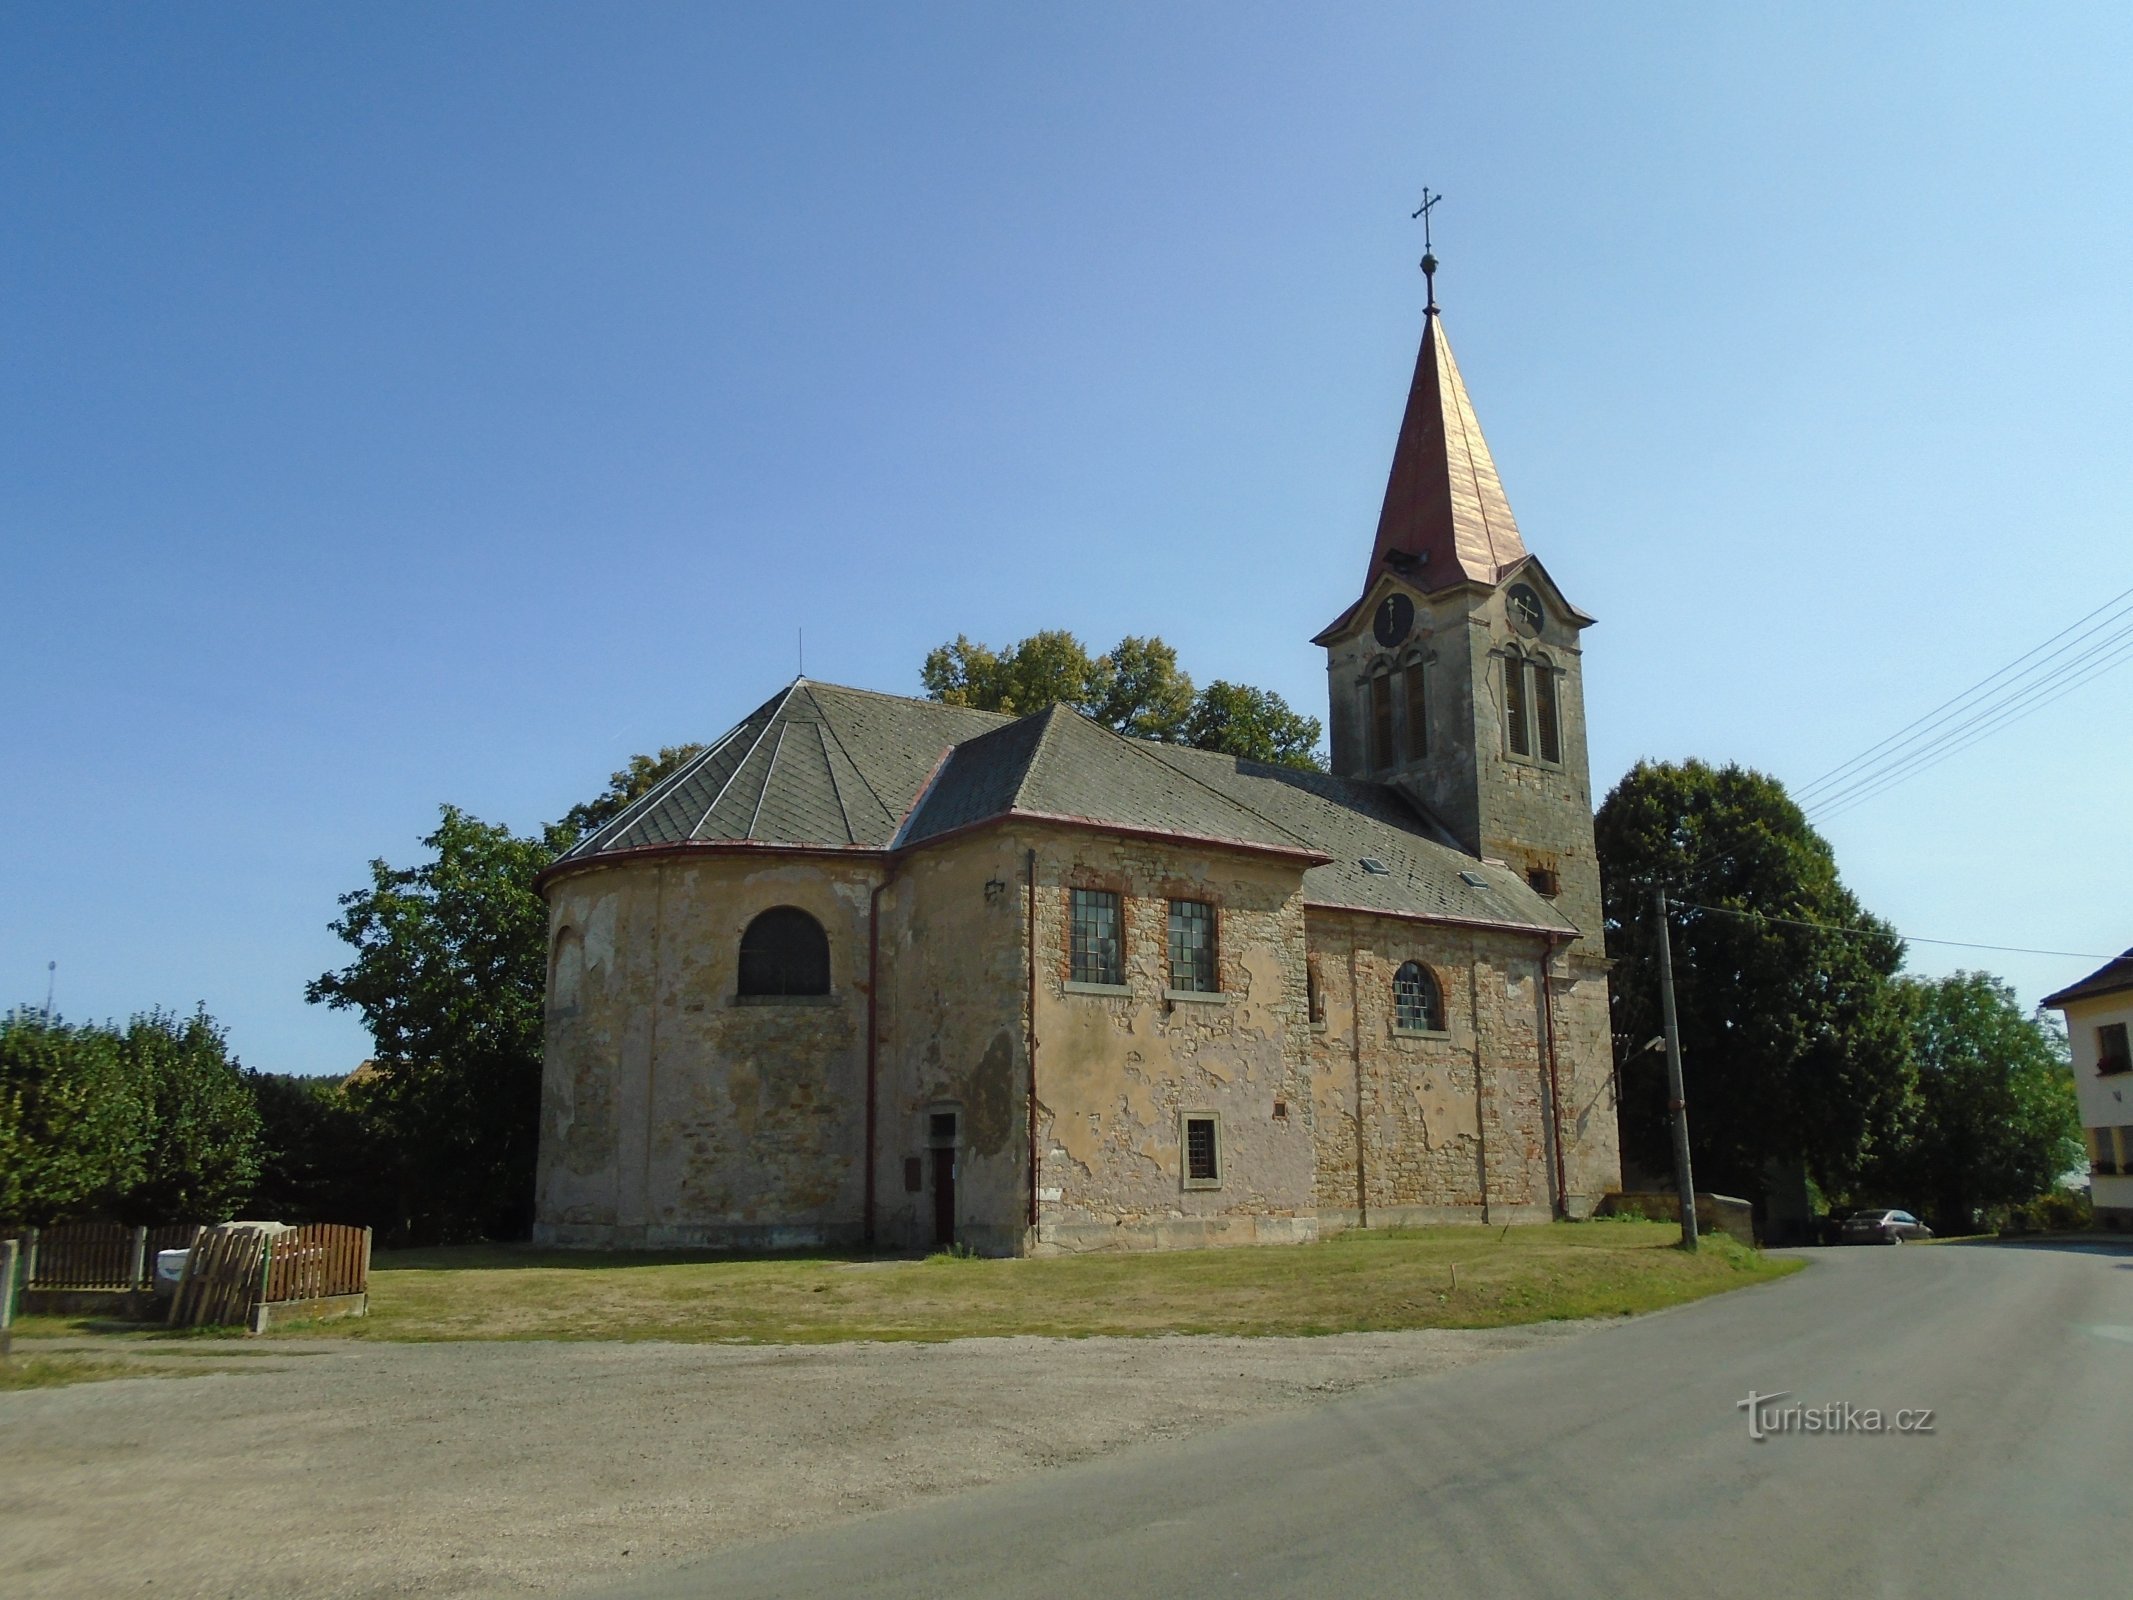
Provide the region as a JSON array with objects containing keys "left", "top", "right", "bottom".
[
  {"left": 2042, "top": 949, "right": 2133, "bottom": 1009},
  {"left": 556, "top": 679, "right": 1575, "bottom": 937}
]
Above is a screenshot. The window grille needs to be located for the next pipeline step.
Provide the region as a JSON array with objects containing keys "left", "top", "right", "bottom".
[
  {"left": 1167, "top": 899, "right": 1217, "bottom": 993},
  {"left": 1394, "top": 960, "right": 1444, "bottom": 1032},
  {"left": 1070, "top": 888, "right": 1123, "bottom": 986},
  {"left": 1184, "top": 1115, "right": 1221, "bottom": 1186},
  {"left": 737, "top": 906, "right": 831, "bottom": 996}
]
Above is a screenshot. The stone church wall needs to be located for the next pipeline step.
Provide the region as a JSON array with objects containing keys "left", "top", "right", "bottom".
[
  {"left": 1023, "top": 828, "right": 1318, "bottom": 1253},
  {"left": 536, "top": 852, "right": 882, "bottom": 1250},
  {"left": 1305, "top": 908, "right": 1565, "bottom": 1226}
]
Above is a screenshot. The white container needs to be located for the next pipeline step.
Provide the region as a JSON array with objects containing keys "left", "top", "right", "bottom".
[{"left": 153, "top": 1247, "right": 190, "bottom": 1296}]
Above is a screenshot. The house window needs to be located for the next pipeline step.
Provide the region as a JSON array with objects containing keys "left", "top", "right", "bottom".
[
  {"left": 1526, "top": 865, "right": 1560, "bottom": 899},
  {"left": 1167, "top": 899, "right": 1217, "bottom": 993},
  {"left": 1070, "top": 888, "right": 1123, "bottom": 986},
  {"left": 1504, "top": 655, "right": 1531, "bottom": 757},
  {"left": 2092, "top": 1127, "right": 2121, "bottom": 1176},
  {"left": 737, "top": 906, "right": 830, "bottom": 996},
  {"left": 1402, "top": 661, "right": 1428, "bottom": 760},
  {"left": 1394, "top": 960, "right": 1445, "bottom": 1033},
  {"left": 1533, "top": 664, "right": 1562, "bottom": 763},
  {"left": 2098, "top": 1023, "right": 2131, "bottom": 1076},
  {"left": 1369, "top": 670, "right": 1395, "bottom": 770},
  {"left": 1182, "top": 1113, "right": 1222, "bottom": 1189}
]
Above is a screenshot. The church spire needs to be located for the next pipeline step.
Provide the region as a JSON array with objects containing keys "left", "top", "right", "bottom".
[{"left": 1365, "top": 252, "right": 1528, "bottom": 593}]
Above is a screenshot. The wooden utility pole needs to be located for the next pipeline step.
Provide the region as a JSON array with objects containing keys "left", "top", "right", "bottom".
[
  {"left": 0, "top": 1237, "right": 18, "bottom": 1361},
  {"left": 1654, "top": 888, "right": 1699, "bottom": 1251}
]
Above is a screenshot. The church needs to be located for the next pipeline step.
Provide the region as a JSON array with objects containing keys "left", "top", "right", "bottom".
[{"left": 533, "top": 254, "right": 1621, "bottom": 1254}]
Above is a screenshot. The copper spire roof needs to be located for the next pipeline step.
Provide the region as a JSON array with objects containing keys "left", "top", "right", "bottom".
[{"left": 1366, "top": 295, "right": 1528, "bottom": 593}]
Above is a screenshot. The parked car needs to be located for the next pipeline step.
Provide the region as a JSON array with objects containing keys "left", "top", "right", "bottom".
[{"left": 1840, "top": 1208, "right": 1933, "bottom": 1245}]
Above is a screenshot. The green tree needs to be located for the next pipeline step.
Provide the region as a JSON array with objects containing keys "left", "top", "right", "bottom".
[
  {"left": 1596, "top": 759, "right": 1914, "bottom": 1208},
  {"left": 118, "top": 1008, "right": 262, "bottom": 1224},
  {"left": 0, "top": 1012, "right": 148, "bottom": 1225},
  {"left": 1865, "top": 973, "right": 2081, "bottom": 1231},
  {"left": 558, "top": 744, "right": 707, "bottom": 840},
  {"left": 306, "top": 806, "right": 568, "bottom": 1242},
  {"left": 921, "top": 630, "right": 1324, "bottom": 769},
  {"left": 243, "top": 1070, "right": 391, "bottom": 1226},
  {"left": 1182, "top": 681, "right": 1325, "bottom": 770}
]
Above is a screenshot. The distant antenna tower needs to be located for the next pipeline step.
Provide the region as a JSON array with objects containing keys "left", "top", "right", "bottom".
[{"left": 44, "top": 959, "right": 56, "bottom": 1021}]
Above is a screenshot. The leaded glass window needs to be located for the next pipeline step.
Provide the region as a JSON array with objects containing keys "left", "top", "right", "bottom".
[
  {"left": 1070, "top": 888, "right": 1123, "bottom": 986},
  {"left": 1167, "top": 899, "right": 1217, "bottom": 993}
]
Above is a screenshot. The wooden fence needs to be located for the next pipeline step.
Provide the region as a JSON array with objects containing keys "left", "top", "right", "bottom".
[
  {"left": 5, "top": 1223, "right": 202, "bottom": 1291},
  {"left": 167, "top": 1222, "right": 371, "bottom": 1330}
]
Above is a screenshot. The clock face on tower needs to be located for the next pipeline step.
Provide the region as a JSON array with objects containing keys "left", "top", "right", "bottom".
[
  {"left": 1506, "top": 583, "right": 1544, "bottom": 638},
  {"left": 1372, "top": 592, "right": 1414, "bottom": 648}
]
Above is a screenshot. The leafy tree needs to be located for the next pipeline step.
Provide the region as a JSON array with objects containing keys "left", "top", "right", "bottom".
[
  {"left": 1183, "top": 681, "right": 1325, "bottom": 770},
  {"left": 306, "top": 807, "right": 568, "bottom": 1242},
  {"left": 1863, "top": 974, "right": 2081, "bottom": 1232},
  {"left": 243, "top": 1069, "right": 392, "bottom": 1227},
  {"left": 558, "top": 744, "right": 707, "bottom": 841},
  {"left": 118, "top": 1008, "right": 262, "bottom": 1224},
  {"left": 1091, "top": 635, "right": 1196, "bottom": 743},
  {"left": 922, "top": 629, "right": 1324, "bottom": 769},
  {"left": 0, "top": 1012, "right": 148, "bottom": 1225},
  {"left": 1596, "top": 759, "right": 1914, "bottom": 1209}
]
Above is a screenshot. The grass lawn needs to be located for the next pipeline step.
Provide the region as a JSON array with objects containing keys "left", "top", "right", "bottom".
[{"left": 303, "top": 1218, "right": 1798, "bottom": 1344}]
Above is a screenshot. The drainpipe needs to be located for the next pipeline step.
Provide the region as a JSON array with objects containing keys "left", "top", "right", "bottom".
[
  {"left": 1469, "top": 958, "right": 1490, "bottom": 1225},
  {"left": 1026, "top": 848, "right": 1040, "bottom": 1234},
  {"left": 1539, "top": 932, "right": 1569, "bottom": 1220},
  {"left": 864, "top": 881, "right": 883, "bottom": 1250},
  {"left": 1349, "top": 946, "right": 1368, "bottom": 1229}
]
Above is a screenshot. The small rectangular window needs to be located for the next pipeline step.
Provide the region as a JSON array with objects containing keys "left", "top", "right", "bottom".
[
  {"left": 1534, "top": 666, "right": 1561, "bottom": 764},
  {"left": 2098, "top": 1023, "right": 2131, "bottom": 1075},
  {"left": 1070, "top": 888, "right": 1123, "bottom": 986},
  {"left": 1505, "top": 658, "right": 1531, "bottom": 757},
  {"left": 1183, "top": 1114, "right": 1221, "bottom": 1188},
  {"left": 1369, "top": 673, "right": 1395, "bottom": 770},
  {"left": 2093, "top": 1127, "right": 2121, "bottom": 1176},
  {"left": 1402, "top": 663, "right": 1428, "bottom": 760},
  {"left": 1167, "top": 899, "right": 1217, "bottom": 993},
  {"left": 929, "top": 1111, "right": 958, "bottom": 1145},
  {"left": 1526, "top": 865, "right": 1560, "bottom": 898}
]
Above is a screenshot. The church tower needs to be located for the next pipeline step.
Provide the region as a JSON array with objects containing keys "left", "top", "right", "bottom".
[{"left": 1313, "top": 252, "right": 1604, "bottom": 960}]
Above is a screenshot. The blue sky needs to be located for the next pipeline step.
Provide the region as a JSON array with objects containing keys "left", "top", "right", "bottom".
[{"left": 5, "top": 4, "right": 2129, "bottom": 1074}]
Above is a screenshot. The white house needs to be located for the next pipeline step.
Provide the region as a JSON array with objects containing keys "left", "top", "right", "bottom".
[{"left": 2044, "top": 948, "right": 2133, "bottom": 1231}]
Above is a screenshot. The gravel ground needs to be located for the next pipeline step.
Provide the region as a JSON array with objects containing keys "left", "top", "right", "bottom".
[{"left": 0, "top": 1323, "right": 1596, "bottom": 1599}]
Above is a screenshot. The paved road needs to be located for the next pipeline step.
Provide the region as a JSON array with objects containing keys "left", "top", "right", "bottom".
[{"left": 593, "top": 1240, "right": 2132, "bottom": 1600}]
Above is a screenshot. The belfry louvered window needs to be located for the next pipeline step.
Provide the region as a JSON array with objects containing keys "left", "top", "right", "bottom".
[
  {"left": 738, "top": 906, "right": 831, "bottom": 996},
  {"left": 1071, "top": 889, "right": 1123, "bottom": 986}
]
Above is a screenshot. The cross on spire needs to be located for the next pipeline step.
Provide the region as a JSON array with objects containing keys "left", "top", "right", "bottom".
[{"left": 1410, "top": 187, "right": 1443, "bottom": 311}]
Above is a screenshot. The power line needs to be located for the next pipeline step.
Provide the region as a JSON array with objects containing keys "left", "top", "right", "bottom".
[
  {"left": 1810, "top": 630, "right": 2133, "bottom": 822},
  {"left": 1664, "top": 898, "right": 2115, "bottom": 962},
  {"left": 1797, "top": 580, "right": 2133, "bottom": 804}
]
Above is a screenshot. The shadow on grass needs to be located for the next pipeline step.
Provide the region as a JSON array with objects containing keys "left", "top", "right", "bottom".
[{"left": 372, "top": 1242, "right": 890, "bottom": 1273}]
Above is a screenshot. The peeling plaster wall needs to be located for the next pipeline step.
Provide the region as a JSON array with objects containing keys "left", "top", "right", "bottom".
[
  {"left": 1306, "top": 908, "right": 1582, "bottom": 1227},
  {"left": 1024, "top": 830, "right": 1317, "bottom": 1253},
  {"left": 873, "top": 832, "right": 1032, "bottom": 1257},
  {"left": 535, "top": 853, "right": 883, "bottom": 1249}
]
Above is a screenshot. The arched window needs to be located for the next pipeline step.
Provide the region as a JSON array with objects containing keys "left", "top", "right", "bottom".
[
  {"left": 549, "top": 926, "right": 584, "bottom": 1011},
  {"left": 1400, "top": 654, "right": 1428, "bottom": 760},
  {"left": 1394, "top": 961, "right": 1444, "bottom": 1033},
  {"left": 1368, "top": 667, "right": 1396, "bottom": 771},
  {"left": 738, "top": 906, "right": 831, "bottom": 997},
  {"left": 1504, "top": 649, "right": 1563, "bottom": 766}
]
